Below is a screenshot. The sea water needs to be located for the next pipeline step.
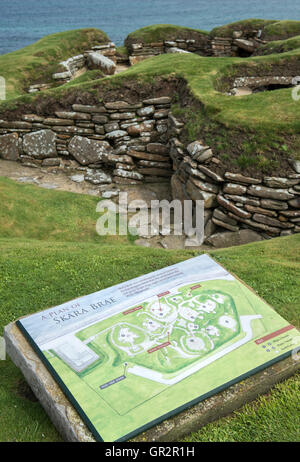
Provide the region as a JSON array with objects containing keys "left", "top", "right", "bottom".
[{"left": 0, "top": 0, "right": 300, "bottom": 55}]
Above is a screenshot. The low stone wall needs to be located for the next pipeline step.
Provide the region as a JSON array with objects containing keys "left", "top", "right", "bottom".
[
  {"left": 128, "top": 37, "right": 211, "bottom": 65},
  {"left": 29, "top": 42, "right": 117, "bottom": 91},
  {"left": 0, "top": 103, "right": 299, "bottom": 244},
  {"left": 127, "top": 30, "right": 268, "bottom": 62},
  {"left": 0, "top": 97, "right": 172, "bottom": 186},
  {"left": 169, "top": 128, "right": 300, "bottom": 244}
]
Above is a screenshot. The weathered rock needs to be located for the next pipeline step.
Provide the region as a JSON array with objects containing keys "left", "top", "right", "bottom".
[
  {"left": 213, "top": 208, "right": 238, "bottom": 226},
  {"left": 105, "top": 130, "right": 127, "bottom": 140},
  {"left": 234, "top": 38, "right": 256, "bottom": 53},
  {"left": 22, "top": 114, "right": 44, "bottom": 123},
  {"left": 248, "top": 185, "right": 294, "bottom": 201},
  {"left": 261, "top": 199, "right": 288, "bottom": 211},
  {"left": 72, "top": 104, "right": 107, "bottom": 113},
  {"left": 198, "top": 166, "right": 224, "bottom": 183},
  {"left": 146, "top": 143, "right": 169, "bottom": 155},
  {"left": 106, "top": 153, "right": 133, "bottom": 164},
  {"left": 93, "top": 115, "right": 108, "bottom": 124},
  {"left": 0, "top": 120, "right": 32, "bottom": 129},
  {"left": 137, "top": 106, "right": 155, "bottom": 117},
  {"left": 264, "top": 177, "right": 299, "bottom": 188},
  {"left": 171, "top": 174, "right": 188, "bottom": 202},
  {"left": 23, "top": 130, "right": 57, "bottom": 159},
  {"left": 55, "top": 112, "right": 91, "bottom": 121},
  {"left": 43, "top": 118, "right": 74, "bottom": 126},
  {"left": 204, "top": 218, "right": 217, "bottom": 238},
  {"left": 84, "top": 169, "right": 112, "bottom": 185},
  {"left": 289, "top": 159, "right": 300, "bottom": 174},
  {"left": 230, "top": 217, "right": 281, "bottom": 235},
  {"left": 186, "top": 180, "right": 217, "bottom": 208},
  {"left": 42, "top": 158, "right": 61, "bottom": 167},
  {"left": 113, "top": 169, "right": 143, "bottom": 180},
  {"left": 110, "top": 112, "right": 136, "bottom": 120},
  {"left": 129, "top": 150, "right": 168, "bottom": 162},
  {"left": 253, "top": 213, "right": 294, "bottom": 229},
  {"left": 288, "top": 197, "right": 300, "bottom": 208},
  {"left": 224, "top": 172, "right": 261, "bottom": 185},
  {"left": 206, "top": 229, "right": 263, "bottom": 248},
  {"left": 143, "top": 97, "right": 171, "bottom": 105},
  {"left": 245, "top": 204, "right": 277, "bottom": 217},
  {"left": 280, "top": 210, "right": 300, "bottom": 218},
  {"left": 104, "top": 101, "right": 142, "bottom": 110},
  {"left": 137, "top": 168, "right": 172, "bottom": 177},
  {"left": 187, "top": 141, "right": 210, "bottom": 159},
  {"left": 104, "top": 122, "right": 119, "bottom": 133},
  {"left": 223, "top": 183, "right": 247, "bottom": 195},
  {"left": 212, "top": 218, "right": 239, "bottom": 232},
  {"left": 217, "top": 195, "right": 251, "bottom": 219},
  {"left": 0, "top": 133, "right": 19, "bottom": 160},
  {"left": 189, "top": 176, "right": 219, "bottom": 194},
  {"left": 68, "top": 136, "right": 112, "bottom": 165},
  {"left": 86, "top": 52, "right": 116, "bottom": 75}
]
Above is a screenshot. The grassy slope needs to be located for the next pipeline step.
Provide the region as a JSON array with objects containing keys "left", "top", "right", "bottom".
[
  {"left": 211, "top": 19, "right": 300, "bottom": 40},
  {"left": 0, "top": 179, "right": 299, "bottom": 442},
  {"left": 0, "top": 28, "right": 108, "bottom": 100},
  {"left": 0, "top": 177, "right": 132, "bottom": 245}
]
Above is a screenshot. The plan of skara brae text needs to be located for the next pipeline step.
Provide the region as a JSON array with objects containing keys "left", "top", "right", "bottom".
[{"left": 17, "top": 255, "right": 300, "bottom": 442}]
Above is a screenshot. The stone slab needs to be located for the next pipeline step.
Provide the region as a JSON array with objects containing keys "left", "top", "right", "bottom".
[{"left": 4, "top": 321, "right": 299, "bottom": 442}]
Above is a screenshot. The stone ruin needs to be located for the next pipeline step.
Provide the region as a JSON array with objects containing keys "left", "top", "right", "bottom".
[{"left": 0, "top": 92, "right": 299, "bottom": 248}]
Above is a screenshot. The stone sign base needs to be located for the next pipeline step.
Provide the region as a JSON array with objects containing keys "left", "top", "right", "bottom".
[{"left": 4, "top": 321, "right": 299, "bottom": 442}]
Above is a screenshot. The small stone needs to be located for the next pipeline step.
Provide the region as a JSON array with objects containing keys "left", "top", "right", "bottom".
[
  {"left": 206, "top": 230, "right": 263, "bottom": 248},
  {"left": 85, "top": 169, "right": 112, "bottom": 185},
  {"left": 137, "top": 106, "right": 155, "bottom": 117},
  {"left": 70, "top": 174, "right": 85, "bottom": 183},
  {"left": 143, "top": 97, "right": 171, "bottom": 105},
  {"left": 55, "top": 112, "right": 91, "bottom": 121},
  {"left": 224, "top": 172, "right": 261, "bottom": 185},
  {"left": 248, "top": 185, "right": 294, "bottom": 201},
  {"left": 0, "top": 133, "right": 19, "bottom": 160},
  {"left": 106, "top": 130, "right": 127, "bottom": 140},
  {"left": 68, "top": 136, "right": 112, "bottom": 165},
  {"left": 23, "top": 130, "right": 57, "bottom": 159},
  {"left": 223, "top": 183, "right": 247, "bottom": 195}
]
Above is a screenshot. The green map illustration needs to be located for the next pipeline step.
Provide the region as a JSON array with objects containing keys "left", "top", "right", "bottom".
[{"left": 18, "top": 256, "right": 299, "bottom": 442}]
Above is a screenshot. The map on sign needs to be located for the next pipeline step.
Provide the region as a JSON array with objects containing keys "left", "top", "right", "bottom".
[{"left": 17, "top": 255, "right": 300, "bottom": 442}]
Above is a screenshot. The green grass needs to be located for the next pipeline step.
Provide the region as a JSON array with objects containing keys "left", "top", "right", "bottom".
[
  {"left": 211, "top": 19, "right": 277, "bottom": 38},
  {"left": 0, "top": 28, "right": 108, "bottom": 100},
  {"left": 185, "top": 374, "right": 300, "bottom": 442},
  {"left": 264, "top": 20, "right": 300, "bottom": 40},
  {"left": 0, "top": 179, "right": 299, "bottom": 441},
  {"left": 0, "top": 177, "right": 132, "bottom": 244},
  {"left": 211, "top": 18, "right": 300, "bottom": 41},
  {"left": 258, "top": 35, "right": 300, "bottom": 55}
]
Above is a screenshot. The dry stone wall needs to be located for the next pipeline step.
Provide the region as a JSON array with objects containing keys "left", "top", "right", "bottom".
[
  {"left": 0, "top": 100, "right": 299, "bottom": 244},
  {"left": 128, "top": 38, "right": 211, "bottom": 65},
  {"left": 168, "top": 123, "right": 300, "bottom": 244},
  {"left": 0, "top": 97, "right": 172, "bottom": 186}
]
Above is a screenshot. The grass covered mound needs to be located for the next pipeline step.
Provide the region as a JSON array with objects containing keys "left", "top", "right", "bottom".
[
  {"left": 211, "top": 19, "right": 300, "bottom": 41},
  {"left": 0, "top": 28, "right": 109, "bottom": 100},
  {"left": 124, "top": 24, "right": 209, "bottom": 47}
]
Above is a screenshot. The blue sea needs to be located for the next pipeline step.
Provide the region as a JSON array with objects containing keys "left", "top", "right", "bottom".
[{"left": 1, "top": 0, "right": 300, "bottom": 55}]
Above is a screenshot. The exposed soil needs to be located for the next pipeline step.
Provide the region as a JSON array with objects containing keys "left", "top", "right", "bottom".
[
  {"left": 16, "top": 379, "right": 38, "bottom": 402},
  {"left": 0, "top": 76, "right": 179, "bottom": 120}
]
